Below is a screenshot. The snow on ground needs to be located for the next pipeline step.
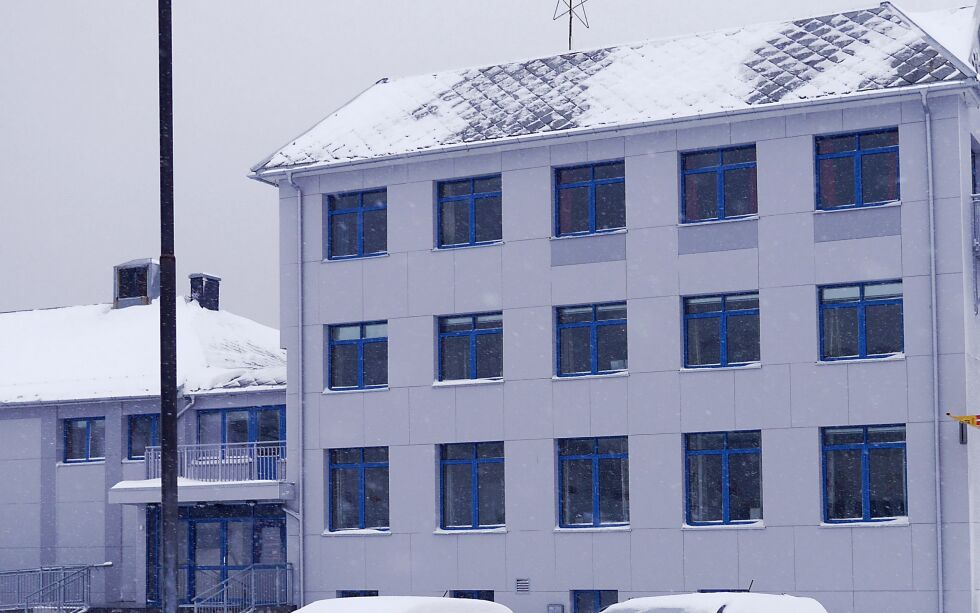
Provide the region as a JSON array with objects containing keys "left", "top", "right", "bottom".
[
  {"left": 605, "top": 593, "right": 828, "bottom": 613},
  {"left": 906, "top": 4, "right": 976, "bottom": 69},
  {"left": 296, "top": 596, "right": 512, "bottom": 613},
  {"left": 0, "top": 298, "right": 286, "bottom": 405}
]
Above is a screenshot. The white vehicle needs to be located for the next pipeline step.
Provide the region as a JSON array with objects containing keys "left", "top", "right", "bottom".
[
  {"left": 294, "top": 596, "right": 514, "bottom": 613},
  {"left": 604, "top": 592, "right": 829, "bottom": 613}
]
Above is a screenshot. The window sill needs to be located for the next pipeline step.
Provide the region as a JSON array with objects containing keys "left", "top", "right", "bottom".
[
  {"left": 321, "top": 253, "right": 390, "bottom": 264},
  {"left": 819, "top": 517, "right": 909, "bottom": 529},
  {"left": 57, "top": 460, "right": 105, "bottom": 467},
  {"left": 813, "top": 200, "right": 901, "bottom": 215},
  {"left": 553, "top": 371, "right": 629, "bottom": 382},
  {"left": 322, "top": 386, "right": 389, "bottom": 395},
  {"left": 321, "top": 528, "right": 391, "bottom": 537},
  {"left": 432, "top": 241, "right": 504, "bottom": 252},
  {"left": 680, "top": 362, "right": 761, "bottom": 373},
  {"left": 678, "top": 215, "right": 758, "bottom": 227},
  {"left": 816, "top": 353, "right": 905, "bottom": 366},
  {"left": 682, "top": 521, "right": 765, "bottom": 531},
  {"left": 432, "top": 378, "right": 504, "bottom": 388},
  {"left": 434, "top": 527, "right": 507, "bottom": 535},
  {"left": 550, "top": 228, "right": 627, "bottom": 241},
  {"left": 122, "top": 458, "right": 145, "bottom": 464},
  {"left": 553, "top": 525, "right": 631, "bottom": 533}
]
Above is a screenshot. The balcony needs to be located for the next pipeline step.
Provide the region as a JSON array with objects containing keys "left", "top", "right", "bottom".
[{"left": 108, "top": 442, "right": 294, "bottom": 505}]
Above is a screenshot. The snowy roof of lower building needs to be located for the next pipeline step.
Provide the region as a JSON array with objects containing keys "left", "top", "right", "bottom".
[
  {"left": 605, "top": 593, "right": 829, "bottom": 613},
  {"left": 252, "top": 3, "right": 976, "bottom": 177},
  {"left": 0, "top": 298, "right": 286, "bottom": 405}
]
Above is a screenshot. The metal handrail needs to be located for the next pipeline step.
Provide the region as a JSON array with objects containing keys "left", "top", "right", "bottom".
[
  {"left": 972, "top": 194, "right": 980, "bottom": 313},
  {"left": 0, "top": 562, "right": 111, "bottom": 613},
  {"left": 0, "top": 566, "right": 87, "bottom": 610},
  {"left": 145, "top": 441, "right": 287, "bottom": 482},
  {"left": 186, "top": 565, "right": 292, "bottom": 613}
]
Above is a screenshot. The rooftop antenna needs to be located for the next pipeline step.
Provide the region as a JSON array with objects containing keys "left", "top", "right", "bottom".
[{"left": 553, "top": 0, "right": 591, "bottom": 51}]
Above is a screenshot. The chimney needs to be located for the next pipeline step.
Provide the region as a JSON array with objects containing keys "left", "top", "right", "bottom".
[
  {"left": 113, "top": 259, "right": 160, "bottom": 308},
  {"left": 189, "top": 273, "right": 221, "bottom": 311}
]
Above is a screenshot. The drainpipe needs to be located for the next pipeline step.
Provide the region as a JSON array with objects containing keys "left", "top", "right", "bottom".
[
  {"left": 921, "top": 90, "right": 945, "bottom": 613},
  {"left": 175, "top": 394, "right": 196, "bottom": 421},
  {"left": 286, "top": 170, "right": 306, "bottom": 606}
]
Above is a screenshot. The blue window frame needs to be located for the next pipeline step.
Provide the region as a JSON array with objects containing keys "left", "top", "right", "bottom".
[
  {"left": 556, "top": 303, "right": 627, "bottom": 377},
  {"left": 816, "top": 128, "right": 899, "bottom": 209},
  {"left": 327, "top": 322, "right": 388, "bottom": 390},
  {"left": 325, "top": 189, "right": 387, "bottom": 259},
  {"left": 451, "top": 591, "right": 494, "bottom": 601},
  {"left": 196, "top": 406, "right": 286, "bottom": 445},
  {"left": 440, "top": 442, "right": 505, "bottom": 529},
  {"left": 681, "top": 145, "right": 757, "bottom": 222},
  {"left": 684, "top": 293, "right": 759, "bottom": 368},
  {"left": 327, "top": 447, "right": 390, "bottom": 531},
  {"left": 819, "top": 281, "right": 903, "bottom": 361},
  {"left": 337, "top": 591, "right": 378, "bottom": 598},
  {"left": 685, "top": 431, "right": 762, "bottom": 525},
  {"left": 64, "top": 417, "right": 105, "bottom": 463},
  {"left": 438, "top": 313, "right": 503, "bottom": 381},
  {"left": 558, "top": 437, "right": 629, "bottom": 527},
  {"left": 555, "top": 161, "right": 625, "bottom": 236},
  {"left": 572, "top": 590, "right": 618, "bottom": 613},
  {"left": 437, "top": 175, "right": 502, "bottom": 248},
  {"left": 128, "top": 414, "right": 159, "bottom": 460},
  {"left": 822, "top": 425, "right": 907, "bottom": 523}
]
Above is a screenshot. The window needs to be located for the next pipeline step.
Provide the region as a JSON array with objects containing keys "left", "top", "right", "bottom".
[
  {"left": 337, "top": 591, "right": 378, "bottom": 598},
  {"left": 684, "top": 293, "right": 760, "bottom": 367},
  {"left": 816, "top": 129, "right": 899, "bottom": 209},
  {"left": 117, "top": 266, "right": 148, "bottom": 299},
  {"left": 325, "top": 189, "right": 387, "bottom": 259},
  {"left": 452, "top": 591, "right": 494, "bottom": 601},
  {"left": 327, "top": 322, "right": 388, "bottom": 390},
  {"left": 440, "top": 442, "right": 505, "bottom": 529},
  {"left": 64, "top": 417, "right": 105, "bottom": 463},
  {"left": 972, "top": 148, "right": 979, "bottom": 194},
  {"left": 197, "top": 406, "right": 285, "bottom": 445},
  {"left": 555, "top": 161, "right": 625, "bottom": 236},
  {"left": 328, "top": 447, "right": 390, "bottom": 531},
  {"left": 822, "top": 425, "right": 906, "bottom": 523},
  {"left": 556, "top": 303, "right": 627, "bottom": 377},
  {"left": 558, "top": 437, "right": 629, "bottom": 527},
  {"left": 681, "top": 146, "right": 757, "bottom": 222},
  {"left": 128, "top": 414, "right": 159, "bottom": 460},
  {"left": 438, "top": 313, "right": 503, "bottom": 381},
  {"left": 819, "top": 281, "right": 903, "bottom": 360},
  {"left": 572, "top": 590, "right": 618, "bottom": 613},
  {"left": 685, "top": 431, "right": 762, "bottom": 525},
  {"left": 437, "top": 175, "right": 502, "bottom": 248}
]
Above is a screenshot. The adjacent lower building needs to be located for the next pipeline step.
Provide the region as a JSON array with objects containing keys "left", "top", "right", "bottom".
[
  {"left": 0, "top": 261, "right": 293, "bottom": 611},
  {"left": 250, "top": 3, "right": 980, "bottom": 613}
]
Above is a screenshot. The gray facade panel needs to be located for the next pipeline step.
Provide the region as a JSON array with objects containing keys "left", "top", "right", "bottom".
[
  {"left": 550, "top": 233, "right": 626, "bottom": 267},
  {"left": 677, "top": 218, "right": 759, "bottom": 254},
  {"left": 813, "top": 205, "right": 902, "bottom": 242}
]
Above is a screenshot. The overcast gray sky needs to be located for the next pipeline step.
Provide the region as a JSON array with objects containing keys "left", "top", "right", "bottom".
[{"left": 0, "top": 0, "right": 963, "bottom": 327}]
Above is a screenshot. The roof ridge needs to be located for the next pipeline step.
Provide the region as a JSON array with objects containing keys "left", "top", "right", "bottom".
[{"left": 884, "top": 1, "right": 977, "bottom": 77}]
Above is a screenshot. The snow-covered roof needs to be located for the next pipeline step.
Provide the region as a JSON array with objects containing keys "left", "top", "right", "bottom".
[
  {"left": 252, "top": 3, "right": 976, "bottom": 176},
  {"left": 295, "top": 597, "right": 512, "bottom": 613},
  {"left": 605, "top": 592, "right": 828, "bottom": 613},
  {"left": 907, "top": 4, "right": 977, "bottom": 68},
  {"left": 0, "top": 299, "right": 286, "bottom": 405}
]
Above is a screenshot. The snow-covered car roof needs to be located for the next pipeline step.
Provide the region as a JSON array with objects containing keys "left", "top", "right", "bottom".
[
  {"left": 252, "top": 3, "right": 976, "bottom": 176},
  {"left": 0, "top": 298, "right": 286, "bottom": 405},
  {"left": 294, "top": 596, "right": 513, "bottom": 613},
  {"left": 604, "top": 592, "right": 829, "bottom": 613}
]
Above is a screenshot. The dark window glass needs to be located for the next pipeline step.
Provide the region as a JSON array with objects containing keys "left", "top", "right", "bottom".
[
  {"left": 328, "top": 447, "right": 390, "bottom": 531},
  {"left": 572, "top": 590, "right": 618, "bottom": 613},
  {"left": 820, "top": 282, "right": 903, "bottom": 360},
  {"left": 441, "top": 442, "right": 504, "bottom": 529},
  {"left": 452, "top": 591, "right": 494, "bottom": 602},
  {"left": 684, "top": 293, "right": 759, "bottom": 367},
  {"left": 681, "top": 146, "right": 757, "bottom": 222},
  {"left": 559, "top": 437, "right": 628, "bottom": 527},
  {"left": 557, "top": 303, "right": 627, "bottom": 376},
  {"left": 685, "top": 431, "right": 762, "bottom": 525},
  {"left": 326, "top": 189, "right": 387, "bottom": 259},
  {"left": 440, "top": 201, "right": 470, "bottom": 247},
  {"left": 329, "top": 212, "right": 358, "bottom": 258},
  {"left": 817, "top": 157, "right": 855, "bottom": 208},
  {"left": 362, "top": 208, "right": 387, "bottom": 255},
  {"left": 117, "top": 266, "right": 148, "bottom": 299},
  {"left": 816, "top": 129, "right": 899, "bottom": 209},
  {"left": 64, "top": 418, "right": 105, "bottom": 462},
  {"left": 823, "top": 425, "right": 906, "bottom": 522},
  {"left": 337, "top": 591, "right": 379, "bottom": 598},
  {"left": 555, "top": 162, "right": 626, "bottom": 236},
  {"left": 438, "top": 313, "right": 503, "bottom": 381},
  {"left": 683, "top": 172, "right": 717, "bottom": 222},
  {"left": 473, "top": 196, "right": 502, "bottom": 244},
  {"left": 328, "top": 322, "right": 388, "bottom": 389},
  {"left": 437, "top": 176, "right": 503, "bottom": 247},
  {"left": 128, "top": 414, "right": 158, "bottom": 460}
]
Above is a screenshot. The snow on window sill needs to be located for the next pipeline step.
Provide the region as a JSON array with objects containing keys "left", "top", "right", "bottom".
[
  {"left": 682, "top": 521, "right": 765, "bottom": 531},
  {"left": 678, "top": 215, "right": 759, "bottom": 227},
  {"left": 321, "top": 253, "right": 390, "bottom": 264},
  {"left": 680, "top": 362, "right": 761, "bottom": 373},
  {"left": 57, "top": 460, "right": 106, "bottom": 467},
  {"left": 813, "top": 200, "right": 901, "bottom": 215},
  {"left": 552, "top": 371, "right": 629, "bottom": 382},
  {"left": 434, "top": 527, "right": 507, "bottom": 535},
  {"left": 432, "top": 378, "right": 504, "bottom": 388},
  {"left": 550, "top": 228, "right": 628, "bottom": 241},
  {"left": 816, "top": 353, "right": 905, "bottom": 366},
  {"left": 322, "top": 386, "right": 390, "bottom": 395},
  {"left": 321, "top": 528, "right": 391, "bottom": 537},
  {"left": 122, "top": 458, "right": 145, "bottom": 464},
  {"left": 553, "top": 525, "right": 631, "bottom": 533},
  {"left": 819, "top": 517, "right": 909, "bottom": 528},
  {"left": 432, "top": 241, "right": 504, "bottom": 252}
]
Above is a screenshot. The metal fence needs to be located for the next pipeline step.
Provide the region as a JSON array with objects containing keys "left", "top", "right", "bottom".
[
  {"left": 145, "top": 441, "right": 287, "bottom": 482},
  {"left": 186, "top": 565, "right": 292, "bottom": 613},
  {"left": 0, "top": 563, "right": 110, "bottom": 613}
]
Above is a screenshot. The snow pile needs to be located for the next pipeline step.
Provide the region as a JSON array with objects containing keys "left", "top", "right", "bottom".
[
  {"left": 296, "top": 597, "right": 512, "bottom": 613},
  {"left": 0, "top": 299, "right": 286, "bottom": 404},
  {"left": 907, "top": 4, "right": 976, "bottom": 68},
  {"left": 254, "top": 5, "right": 972, "bottom": 175},
  {"left": 605, "top": 593, "right": 828, "bottom": 613}
]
